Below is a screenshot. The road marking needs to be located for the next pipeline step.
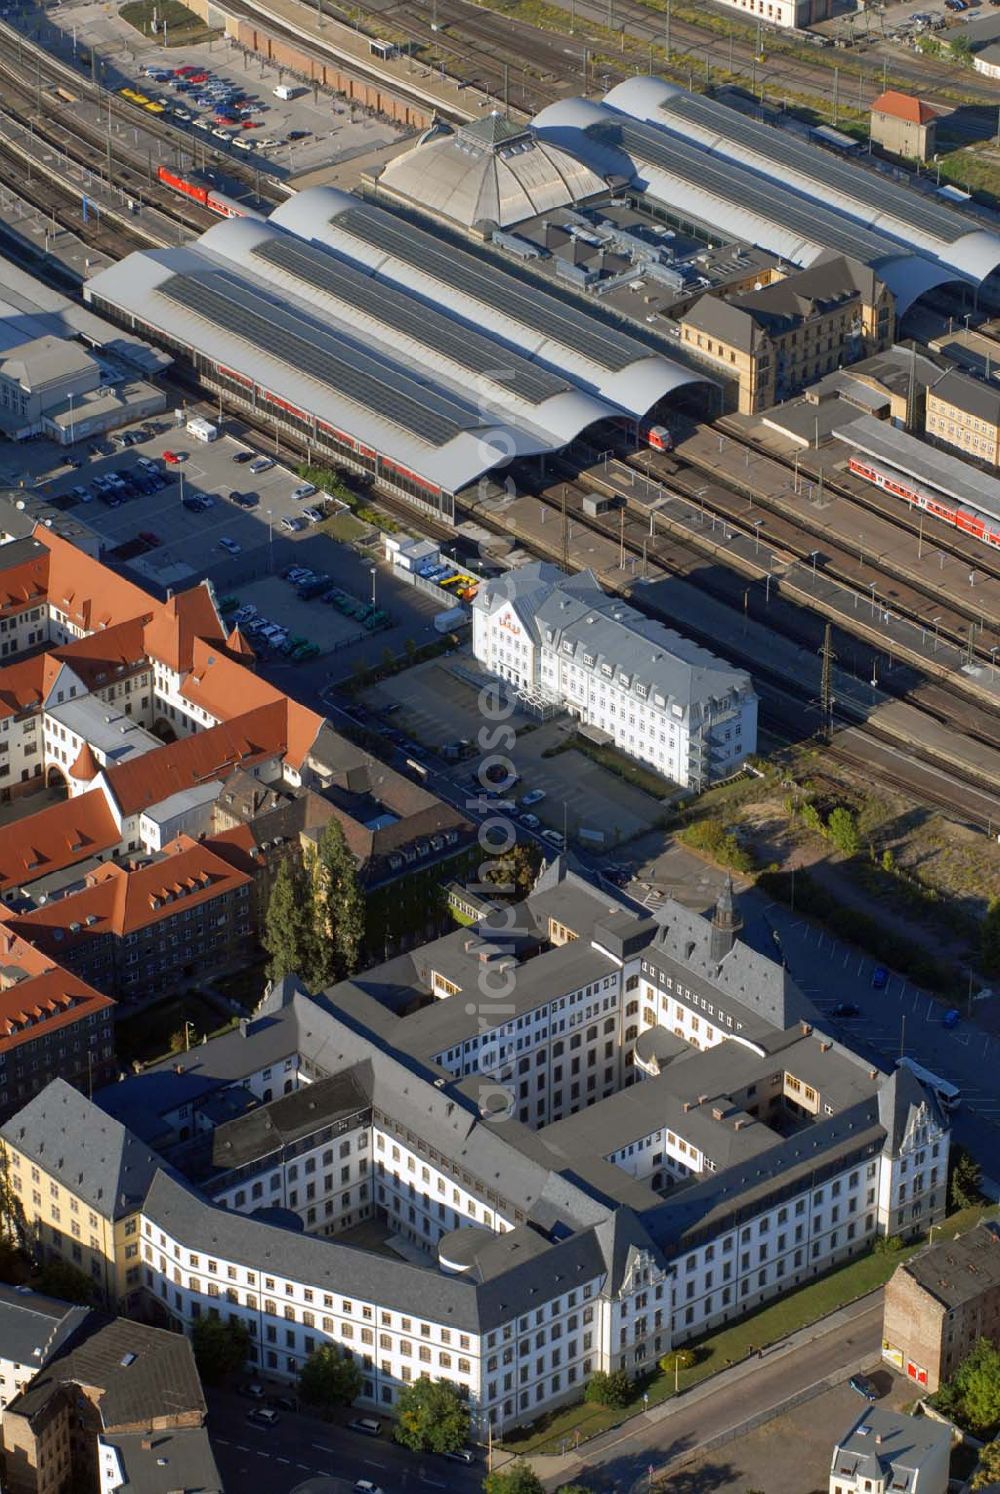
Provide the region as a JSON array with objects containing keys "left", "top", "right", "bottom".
[
  {"left": 363, "top": 1459, "right": 387, "bottom": 1469},
  {"left": 235, "top": 1445, "right": 251, "bottom": 1453},
  {"left": 215, "top": 1438, "right": 231, "bottom": 1446},
  {"left": 275, "top": 1457, "right": 291, "bottom": 1464},
  {"left": 420, "top": 1479, "right": 447, "bottom": 1488}
]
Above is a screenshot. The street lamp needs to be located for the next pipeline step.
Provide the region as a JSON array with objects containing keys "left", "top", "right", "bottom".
[
  {"left": 808, "top": 549, "right": 819, "bottom": 588},
  {"left": 869, "top": 581, "right": 877, "bottom": 616},
  {"left": 370, "top": 565, "right": 376, "bottom": 607},
  {"left": 752, "top": 517, "right": 763, "bottom": 556},
  {"left": 266, "top": 509, "right": 273, "bottom": 573}
]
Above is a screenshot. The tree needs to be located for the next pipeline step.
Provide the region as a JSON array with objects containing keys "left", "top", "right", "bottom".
[
  {"left": 971, "top": 1438, "right": 1000, "bottom": 1489},
  {"left": 949, "top": 33, "right": 973, "bottom": 62},
  {"left": 483, "top": 843, "right": 540, "bottom": 899},
  {"left": 191, "top": 1316, "right": 250, "bottom": 1385},
  {"left": 393, "top": 1378, "right": 470, "bottom": 1453},
  {"left": 982, "top": 898, "right": 1000, "bottom": 978},
  {"left": 310, "top": 817, "right": 364, "bottom": 986},
  {"left": 34, "top": 1259, "right": 97, "bottom": 1304},
  {"left": 949, "top": 1144, "right": 983, "bottom": 1212},
  {"left": 483, "top": 1464, "right": 545, "bottom": 1494},
  {"left": 826, "top": 806, "right": 859, "bottom": 856},
  {"left": 263, "top": 854, "right": 317, "bottom": 985},
  {"left": 936, "top": 1339, "right": 1000, "bottom": 1437},
  {"left": 298, "top": 1343, "right": 363, "bottom": 1410},
  {"left": 584, "top": 1369, "right": 633, "bottom": 1409}
]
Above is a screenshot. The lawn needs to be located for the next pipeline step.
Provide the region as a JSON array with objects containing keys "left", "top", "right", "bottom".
[
  {"left": 504, "top": 1213, "right": 997, "bottom": 1456},
  {"left": 119, "top": 0, "right": 220, "bottom": 46},
  {"left": 115, "top": 991, "right": 236, "bottom": 1066},
  {"left": 321, "top": 510, "right": 369, "bottom": 544}
]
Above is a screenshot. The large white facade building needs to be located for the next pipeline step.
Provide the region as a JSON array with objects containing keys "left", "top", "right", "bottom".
[
  {"left": 3, "top": 864, "right": 948, "bottom": 1437},
  {"left": 472, "top": 563, "right": 757, "bottom": 788}
]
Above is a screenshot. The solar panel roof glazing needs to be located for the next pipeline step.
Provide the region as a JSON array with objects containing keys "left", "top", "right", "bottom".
[
  {"left": 250, "top": 236, "right": 571, "bottom": 406},
  {"left": 660, "top": 92, "right": 971, "bottom": 246},
  {"left": 333, "top": 202, "right": 653, "bottom": 374},
  {"left": 162, "top": 270, "right": 476, "bottom": 447},
  {"left": 614, "top": 119, "right": 905, "bottom": 265}
]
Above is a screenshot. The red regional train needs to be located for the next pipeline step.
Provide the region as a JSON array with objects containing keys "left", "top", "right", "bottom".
[
  {"left": 157, "top": 166, "right": 265, "bottom": 221},
  {"left": 848, "top": 453, "right": 1000, "bottom": 551}
]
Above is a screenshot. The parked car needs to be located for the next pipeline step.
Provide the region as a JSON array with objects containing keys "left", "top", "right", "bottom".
[
  {"left": 439, "top": 1449, "right": 475, "bottom": 1464},
  {"left": 230, "top": 490, "right": 259, "bottom": 509},
  {"left": 541, "top": 829, "right": 565, "bottom": 849},
  {"left": 520, "top": 813, "right": 540, "bottom": 830},
  {"left": 521, "top": 789, "right": 546, "bottom": 807},
  {"left": 280, "top": 516, "right": 305, "bottom": 533},
  {"left": 849, "top": 1374, "right": 876, "bottom": 1401},
  {"left": 231, "top": 449, "right": 252, "bottom": 463},
  {"left": 247, "top": 1408, "right": 280, "bottom": 1427},
  {"left": 249, "top": 456, "right": 274, "bottom": 474},
  {"left": 302, "top": 506, "right": 324, "bottom": 524},
  {"left": 348, "top": 1417, "right": 382, "bottom": 1437},
  {"left": 831, "top": 1003, "right": 860, "bottom": 1019},
  {"left": 943, "top": 1008, "right": 961, "bottom": 1029},
  {"left": 238, "top": 1383, "right": 266, "bottom": 1399},
  {"left": 137, "top": 531, "right": 161, "bottom": 546},
  {"left": 162, "top": 450, "right": 185, "bottom": 464},
  {"left": 353, "top": 1483, "right": 384, "bottom": 1494},
  {"left": 218, "top": 537, "right": 242, "bottom": 555},
  {"left": 871, "top": 966, "right": 888, "bottom": 990},
  {"left": 292, "top": 482, "right": 316, "bottom": 500}
]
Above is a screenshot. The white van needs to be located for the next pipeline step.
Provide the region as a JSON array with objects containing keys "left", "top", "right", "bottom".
[
  {"left": 273, "top": 84, "right": 298, "bottom": 100},
  {"left": 186, "top": 417, "right": 219, "bottom": 443}
]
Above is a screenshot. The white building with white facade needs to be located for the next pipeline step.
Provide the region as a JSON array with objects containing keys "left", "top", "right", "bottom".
[
  {"left": 3, "top": 864, "right": 949, "bottom": 1437},
  {"left": 472, "top": 563, "right": 757, "bottom": 788}
]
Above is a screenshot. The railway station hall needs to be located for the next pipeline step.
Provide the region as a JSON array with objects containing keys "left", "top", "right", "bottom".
[{"left": 84, "top": 186, "right": 713, "bottom": 521}]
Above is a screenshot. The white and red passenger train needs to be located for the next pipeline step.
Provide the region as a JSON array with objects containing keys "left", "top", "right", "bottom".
[
  {"left": 848, "top": 454, "right": 1000, "bottom": 551},
  {"left": 157, "top": 166, "right": 265, "bottom": 221}
]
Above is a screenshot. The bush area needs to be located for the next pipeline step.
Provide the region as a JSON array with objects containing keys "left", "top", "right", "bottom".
[
  {"left": 677, "top": 816, "right": 755, "bottom": 874},
  {"left": 119, "top": 0, "right": 218, "bottom": 44},
  {"left": 296, "top": 464, "right": 401, "bottom": 533},
  {"left": 757, "top": 868, "right": 959, "bottom": 995}
]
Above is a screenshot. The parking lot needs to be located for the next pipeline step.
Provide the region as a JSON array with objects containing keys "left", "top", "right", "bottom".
[
  {"left": 14, "top": 0, "right": 405, "bottom": 185},
  {"left": 367, "top": 660, "right": 670, "bottom": 847}
]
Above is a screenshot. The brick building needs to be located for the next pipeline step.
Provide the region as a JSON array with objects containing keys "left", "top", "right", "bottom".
[
  {"left": 881, "top": 1221, "right": 1000, "bottom": 1391},
  {"left": 1, "top": 1313, "right": 217, "bottom": 1494}
]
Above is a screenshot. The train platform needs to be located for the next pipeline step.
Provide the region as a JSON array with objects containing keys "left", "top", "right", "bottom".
[{"left": 680, "top": 422, "right": 1000, "bottom": 634}]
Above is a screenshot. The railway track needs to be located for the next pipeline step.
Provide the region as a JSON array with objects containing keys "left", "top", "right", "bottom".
[
  {"left": 606, "top": 449, "right": 1000, "bottom": 668},
  {"left": 0, "top": 21, "right": 281, "bottom": 225},
  {"left": 707, "top": 421, "right": 1000, "bottom": 592}
]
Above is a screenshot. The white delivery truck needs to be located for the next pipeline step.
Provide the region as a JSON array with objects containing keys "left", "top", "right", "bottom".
[
  {"left": 186, "top": 417, "right": 219, "bottom": 443},
  {"left": 433, "top": 605, "right": 469, "bottom": 634},
  {"left": 273, "top": 84, "right": 299, "bottom": 100}
]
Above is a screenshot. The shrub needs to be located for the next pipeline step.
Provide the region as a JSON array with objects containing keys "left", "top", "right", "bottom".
[{"left": 584, "top": 1369, "right": 633, "bottom": 1408}]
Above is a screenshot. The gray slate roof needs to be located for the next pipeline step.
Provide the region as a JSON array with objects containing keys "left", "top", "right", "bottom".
[
  {"left": 894, "top": 1220, "right": 1000, "bottom": 1311},
  {"left": 0, "top": 1285, "right": 90, "bottom": 1373},
  {"left": 102, "top": 1428, "right": 222, "bottom": 1494},
  {"left": 0, "top": 1078, "right": 164, "bottom": 1220},
  {"left": 930, "top": 367, "right": 1000, "bottom": 423}
]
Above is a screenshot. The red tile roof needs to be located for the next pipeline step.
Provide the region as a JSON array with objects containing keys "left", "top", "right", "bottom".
[
  {"left": 33, "top": 528, "right": 153, "bottom": 633},
  {"left": 0, "top": 789, "right": 120, "bottom": 895},
  {"left": 7, "top": 834, "right": 251, "bottom": 950},
  {"left": 142, "top": 584, "right": 224, "bottom": 674},
  {"left": 181, "top": 639, "right": 323, "bottom": 771},
  {"left": 0, "top": 967, "right": 113, "bottom": 1051},
  {"left": 871, "top": 90, "right": 940, "bottom": 126},
  {"left": 226, "top": 626, "right": 255, "bottom": 660},
  {"left": 0, "top": 656, "right": 49, "bottom": 719},
  {"left": 69, "top": 741, "right": 100, "bottom": 782},
  {"left": 0, "top": 551, "right": 49, "bottom": 618},
  {"left": 49, "top": 618, "right": 149, "bottom": 692},
  {"left": 103, "top": 701, "right": 289, "bottom": 817}
]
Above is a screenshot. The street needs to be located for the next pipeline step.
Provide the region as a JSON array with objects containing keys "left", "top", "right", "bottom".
[
  {"left": 206, "top": 1390, "right": 484, "bottom": 1494},
  {"left": 530, "top": 1296, "right": 884, "bottom": 1491}
]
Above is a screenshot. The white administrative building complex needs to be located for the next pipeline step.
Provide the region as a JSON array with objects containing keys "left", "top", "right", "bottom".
[
  {"left": 472, "top": 562, "right": 758, "bottom": 788},
  {"left": 1, "top": 862, "right": 947, "bottom": 1438}
]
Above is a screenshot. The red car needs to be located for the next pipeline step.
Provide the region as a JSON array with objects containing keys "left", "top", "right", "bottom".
[
  {"left": 240, "top": 119, "right": 260, "bottom": 129},
  {"left": 174, "top": 65, "right": 198, "bottom": 76},
  {"left": 213, "top": 114, "right": 237, "bottom": 126},
  {"left": 162, "top": 450, "right": 185, "bottom": 465},
  {"left": 138, "top": 530, "right": 161, "bottom": 546},
  {"left": 188, "top": 71, "right": 208, "bottom": 84}
]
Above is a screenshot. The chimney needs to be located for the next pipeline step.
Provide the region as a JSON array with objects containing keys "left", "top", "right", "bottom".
[
  {"left": 141, "top": 1438, "right": 153, "bottom": 1451},
  {"left": 800, "top": 1021, "right": 812, "bottom": 1036},
  {"left": 819, "top": 1040, "right": 831, "bottom": 1052},
  {"left": 239, "top": 1018, "right": 249, "bottom": 1038}
]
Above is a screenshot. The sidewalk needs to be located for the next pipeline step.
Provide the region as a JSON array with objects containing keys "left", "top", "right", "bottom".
[{"left": 496, "top": 1291, "right": 882, "bottom": 1487}]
